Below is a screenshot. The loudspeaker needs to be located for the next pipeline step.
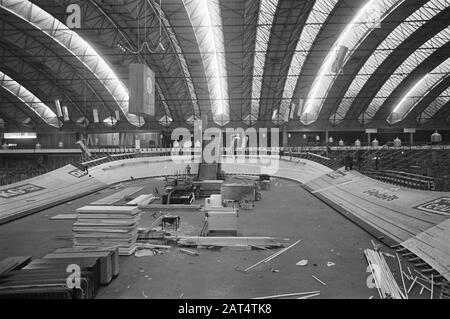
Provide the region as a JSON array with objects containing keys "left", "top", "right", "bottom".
[{"left": 129, "top": 63, "right": 155, "bottom": 116}]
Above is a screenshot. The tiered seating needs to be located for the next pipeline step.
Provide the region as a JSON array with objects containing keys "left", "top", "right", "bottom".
[{"left": 364, "top": 170, "right": 435, "bottom": 190}]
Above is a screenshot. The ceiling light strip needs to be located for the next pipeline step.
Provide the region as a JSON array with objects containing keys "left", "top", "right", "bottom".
[
  {"left": 280, "top": 0, "right": 339, "bottom": 121},
  {"left": 183, "top": 0, "right": 229, "bottom": 126}
]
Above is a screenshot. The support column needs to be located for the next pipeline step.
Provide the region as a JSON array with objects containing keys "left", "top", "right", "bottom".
[{"left": 282, "top": 125, "right": 288, "bottom": 148}]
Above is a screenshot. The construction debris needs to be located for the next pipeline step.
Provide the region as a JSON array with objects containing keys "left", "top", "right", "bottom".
[
  {"left": 364, "top": 249, "right": 406, "bottom": 299},
  {"left": 253, "top": 290, "right": 320, "bottom": 299},
  {"left": 179, "top": 248, "right": 199, "bottom": 256},
  {"left": 135, "top": 249, "right": 154, "bottom": 257},
  {"left": 312, "top": 275, "right": 327, "bottom": 286},
  {"left": 296, "top": 260, "right": 308, "bottom": 267},
  {"left": 244, "top": 240, "right": 301, "bottom": 272}
]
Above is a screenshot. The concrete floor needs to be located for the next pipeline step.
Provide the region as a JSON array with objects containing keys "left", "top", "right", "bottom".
[{"left": 0, "top": 176, "right": 429, "bottom": 299}]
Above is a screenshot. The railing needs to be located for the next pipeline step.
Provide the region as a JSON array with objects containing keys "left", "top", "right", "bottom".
[
  {"left": 363, "top": 170, "right": 435, "bottom": 191},
  {"left": 286, "top": 151, "right": 343, "bottom": 170}
]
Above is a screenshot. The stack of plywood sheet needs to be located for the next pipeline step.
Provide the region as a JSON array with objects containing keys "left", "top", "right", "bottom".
[
  {"left": 206, "top": 210, "right": 238, "bottom": 236},
  {"left": 73, "top": 206, "right": 141, "bottom": 255}
]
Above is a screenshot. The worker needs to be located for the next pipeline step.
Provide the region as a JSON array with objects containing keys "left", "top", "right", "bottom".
[
  {"left": 375, "top": 157, "right": 380, "bottom": 170},
  {"left": 185, "top": 164, "right": 191, "bottom": 176}
]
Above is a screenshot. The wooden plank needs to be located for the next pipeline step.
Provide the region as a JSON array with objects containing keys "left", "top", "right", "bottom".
[
  {"left": 401, "top": 219, "right": 450, "bottom": 282},
  {"left": 49, "top": 214, "right": 78, "bottom": 220},
  {"left": 177, "top": 236, "right": 289, "bottom": 247},
  {"left": 76, "top": 205, "right": 139, "bottom": 214},
  {"left": 139, "top": 204, "right": 201, "bottom": 210},
  {"left": 89, "top": 186, "right": 143, "bottom": 205},
  {"left": 126, "top": 194, "right": 156, "bottom": 206}
]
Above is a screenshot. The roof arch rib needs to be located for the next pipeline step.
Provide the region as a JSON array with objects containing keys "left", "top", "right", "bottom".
[
  {"left": 0, "top": 18, "right": 117, "bottom": 126},
  {"left": 330, "top": 0, "right": 450, "bottom": 126},
  {"left": 0, "top": 94, "right": 39, "bottom": 129},
  {"left": 387, "top": 56, "right": 450, "bottom": 124},
  {"left": 300, "top": 0, "right": 405, "bottom": 126},
  {"left": 416, "top": 85, "right": 450, "bottom": 124},
  {"left": 278, "top": 0, "right": 339, "bottom": 125},
  {"left": 183, "top": 0, "right": 230, "bottom": 126},
  {"left": 54, "top": 0, "right": 178, "bottom": 125},
  {"left": 0, "top": 0, "right": 144, "bottom": 127},
  {"left": 0, "top": 43, "right": 87, "bottom": 122},
  {"left": 249, "top": 0, "right": 279, "bottom": 124},
  {"left": 358, "top": 25, "right": 450, "bottom": 124},
  {"left": 0, "top": 70, "right": 61, "bottom": 128}
]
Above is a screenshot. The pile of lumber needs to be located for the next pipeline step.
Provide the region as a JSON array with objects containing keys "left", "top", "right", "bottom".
[
  {"left": 0, "top": 249, "right": 119, "bottom": 299},
  {"left": 364, "top": 249, "right": 406, "bottom": 299},
  {"left": 176, "top": 236, "right": 289, "bottom": 248},
  {"left": 73, "top": 206, "right": 141, "bottom": 255}
]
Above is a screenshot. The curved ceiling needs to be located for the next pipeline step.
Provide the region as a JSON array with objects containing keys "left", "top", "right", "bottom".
[{"left": 0, "top": 0, "right": 449, "bottom": 131}]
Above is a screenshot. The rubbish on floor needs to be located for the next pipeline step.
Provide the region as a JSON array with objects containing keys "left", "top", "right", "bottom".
[
  {"left": 253, "top": 290, "right": 320, "bottom": 299},
  {"left": 312, "top": 275, "right": 327, "bottom": 286},
  {"left": 179, "top": 248, "right": 199, "bottom": 256},
  {"left": 296, "top": 259, "right": 308, "bottom": 266},
  {"left": 327, "top": 261, "right": 336, "bottom": 267},
  {"left": 135, "top": 249, "right": 154, "bottom": 257},
  {"left": 270, "top": 268, "right": 279, "bottom": 273}
]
